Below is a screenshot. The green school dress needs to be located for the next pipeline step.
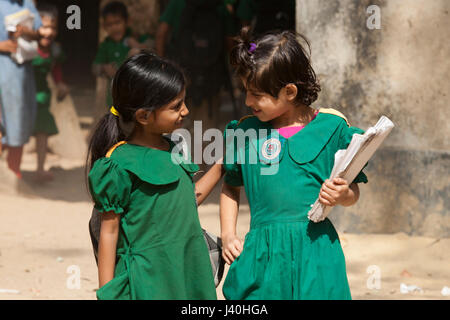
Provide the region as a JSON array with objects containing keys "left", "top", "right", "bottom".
[
  {"left": 222, "top": 108, "right": 368, "bottom": 300},
  {"left": 93, "top": 28, "right": 139, "bottom": 106},
  {"left": 31, "top": 48, "right": 64, "bottom": 136},
  {"left": 88, "top": 138, "right": 217, "bottom": 300}
]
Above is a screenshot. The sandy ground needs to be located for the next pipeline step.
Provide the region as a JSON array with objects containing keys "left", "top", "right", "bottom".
[{"left": 0, "top": 88, "right": 449, "bottom": 300}]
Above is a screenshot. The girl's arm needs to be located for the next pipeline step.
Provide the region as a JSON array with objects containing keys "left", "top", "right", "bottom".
[
  {"left": 0, "top": 40, "right": 18, "bottom": 53},
  {"left": 220, "top": 182, "right": 243, "bottom": 265},
  {"left": 13, "top": 25, "right": 40, "bottom": 41},
  {"left": 194, "top": 161, "right": 225, "bottom": 206},
  {"left": 97, "top": 211, "right": 120, "bottom": 288},
  {"left": 155, "top": 22, "right": 171, "bottom": 57},
  {"left": 319, "top": 178, "right": 360, "bottom": 207},
  {"left": 51, "top": 64, "right": 69, "bottom": 101}
]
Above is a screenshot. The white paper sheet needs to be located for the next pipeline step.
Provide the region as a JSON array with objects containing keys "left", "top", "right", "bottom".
[
  {"left": 4, "top": 9, "right": 39, "bottom": 64},
  {"left": 307, "top": 116, "right": 395, "bottom": 223}
]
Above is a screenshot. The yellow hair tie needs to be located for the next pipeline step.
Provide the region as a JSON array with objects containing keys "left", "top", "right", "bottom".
[{"left": 110, "top": 106, "right": 120, "bottom": 117}]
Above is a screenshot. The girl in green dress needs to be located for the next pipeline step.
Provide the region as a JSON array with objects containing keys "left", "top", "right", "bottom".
[
  {"left": 220, "top": 28, "right": 368, "bottom": 300},
  {"left": 32, "top": 4, "right": 69, "bottom": 182},
  {"left": 87, "top": 51, "right": 223, "bottom": 300}
]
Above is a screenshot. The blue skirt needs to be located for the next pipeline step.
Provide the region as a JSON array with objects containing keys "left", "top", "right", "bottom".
[{"left": 0, "top": 57, "right": 37, "bottom": 147}]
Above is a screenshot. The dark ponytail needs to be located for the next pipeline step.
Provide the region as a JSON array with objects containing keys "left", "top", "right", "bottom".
[
  {"left": 85, "top": 50, "right": 186, "bottom": 172},
  {"left": 230, "top": 26, "right": 255, "bottom": 79},
  {"left": 86, "top": 113, "right": 124, "bottom": 171}
]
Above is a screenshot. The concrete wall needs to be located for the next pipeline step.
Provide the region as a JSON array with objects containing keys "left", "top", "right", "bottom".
[{"left": 297, "top": 0, "right": 450, "bottom": 237}]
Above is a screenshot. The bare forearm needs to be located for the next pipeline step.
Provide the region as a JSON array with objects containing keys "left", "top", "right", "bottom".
[
  {"left": 0, "top": 40, "right": 16, "bottom": 53},
  {"left": 155, "top": 22, "right": 170, "bottom": 57},
  {"left": 195, "top": 163, "right": 224, "bottom": 206},
  {"left": 98, "top": 232, "right": 118, "bottom": 287},
  {"left": 220, "top": 183, "right": 240, "bottom": 238},
  {"left": 14, "top": 27, "right": 40, "bottom": 41},
  {"left": 97, "top": 212, "right": 120, "bottom": 287}
]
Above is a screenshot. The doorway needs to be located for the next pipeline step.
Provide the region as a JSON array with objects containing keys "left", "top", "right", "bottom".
[{"left": 35, "top": 0, "right": 100, "bottom": 89}]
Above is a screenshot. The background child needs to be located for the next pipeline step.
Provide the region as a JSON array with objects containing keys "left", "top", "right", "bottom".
[
  {"left": 32, "top": 3, "right": 69, "bottom": 182},
  {"left": 87, "top": 51, "right": 223, "bottom": 300},
  {"left": 220, "top": 28, "right": 368, "bottom": 300},
  {"left": 0, "top": 0, "right": 41, "bottom": 179},
  {"left": 93, "top": 1, "right": 149, "bottom": 108}
]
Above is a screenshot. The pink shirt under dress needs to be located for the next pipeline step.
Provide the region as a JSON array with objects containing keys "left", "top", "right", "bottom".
[{"left": 276, "top": 110, "right": 319, "bottom": 138}]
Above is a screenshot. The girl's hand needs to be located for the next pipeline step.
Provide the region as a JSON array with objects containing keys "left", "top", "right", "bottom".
[
  {"left": 103, "top": 63, "right": 117, "bottom": 78},
  {"left": 13, "top": 25, "right": 37, "bottom": 40},
  {"left": 0, "top": 39, "right": 18, "bottom": 53},
  {"left": 127, "top": 37, "right": 141, "bottom": 49},
  {"left": 319, "top": 178, "right": 358, "bottom": 207},
  {"left": 127, "top": 47, "right": 141, "bottom": 58},
  {"left": 56, "top": 83, "right": 69, "bottom": 101},
  {"left": 12, "top": 25, "right": 26, "bottom": 38},
  {"left": 222, "top": 233, "right": 243, "bottom": 265}
]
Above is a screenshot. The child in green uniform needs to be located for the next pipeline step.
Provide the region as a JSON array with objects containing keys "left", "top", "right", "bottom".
[
  {"left": 32, "top": 4, "right": 68, "bottom": 182},
  {"left": 93, "top": 2, "right": 150, "bottom": 107},
  {"left": 87, "top": 51, "right": 223, "bottom": 300},
  {"left": 220, "top": 28, "right": 368, "bottom": 300}
]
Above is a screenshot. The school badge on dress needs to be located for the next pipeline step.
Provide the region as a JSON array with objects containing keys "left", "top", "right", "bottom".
[
  {"left": 258, "top": 135, "right": 284, "bottom": 168},
  {"left": 261, "top": 138, "right": 281, "bottom": 160}
]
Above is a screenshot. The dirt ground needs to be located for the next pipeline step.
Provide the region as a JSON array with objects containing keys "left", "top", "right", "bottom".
[{"left": 0, "top": 88, "right": 449, "bottom": 300}]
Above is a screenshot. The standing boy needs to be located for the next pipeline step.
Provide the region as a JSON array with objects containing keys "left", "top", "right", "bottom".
[{"left": 93, "top": 1, "right": 148, "bottom": 107}]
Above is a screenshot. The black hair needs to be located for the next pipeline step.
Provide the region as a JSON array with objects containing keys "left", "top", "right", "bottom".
[
  {"left": 36, "top": 2, "right": 59, "bottom": 20},
  {"left": 230, "top": 27, "right": 321, "bottom": 106},
  {"left": 86, "top": 50, "right": 186, "bottom": 171},
  {"left": 101, "top": 1, "right": 128, "bottom": 21}
]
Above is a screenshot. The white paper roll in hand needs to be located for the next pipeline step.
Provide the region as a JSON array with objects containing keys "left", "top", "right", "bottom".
[{"left": 308, "top": 116, "right": 395, "bottom": 223}]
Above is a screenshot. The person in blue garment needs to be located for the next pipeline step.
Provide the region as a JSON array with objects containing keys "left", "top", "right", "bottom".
[{"left": 0, "top": 0, "right": 42, "bottom": 179}]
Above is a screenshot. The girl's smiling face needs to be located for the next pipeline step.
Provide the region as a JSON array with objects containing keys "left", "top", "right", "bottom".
[
  {"left": 38, "top": 16, "right": 58, "bottom": 48},
  {"left": 244, "top": 84, "right": 291, "bottom": 122},
  {"left": 146, "top": 89, "right": 189, "bottom": 134}
]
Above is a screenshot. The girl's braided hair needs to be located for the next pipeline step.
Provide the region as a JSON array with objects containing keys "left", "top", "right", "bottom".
[{"left": 230, "top": 27, "right": 321, "bottom": 106}]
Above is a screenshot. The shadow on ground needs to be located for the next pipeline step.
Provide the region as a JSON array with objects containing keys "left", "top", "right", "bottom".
[{"left": 21, "top": 166, "right": 91, "bottom": 203}]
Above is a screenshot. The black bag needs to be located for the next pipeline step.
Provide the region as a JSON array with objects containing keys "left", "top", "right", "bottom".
[
  {"left": 172, "top": 0, "right": 226, "bottom": 106},
  {"left": 88, "top": 208, "right": 225, "bottom": 287},
  {"left": 253, "top": 0, "right": 296, "bottom": 35}
]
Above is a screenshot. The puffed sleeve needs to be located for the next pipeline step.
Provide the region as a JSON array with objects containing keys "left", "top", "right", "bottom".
[
  {"left": 88, "top": 158, "right": 132, "bottom": 214},
  {"left": 339, "top": 124, "right": 369, "bottom": 184},
  {"left": 223, "top": 120, "right": 244, "bottom": 187}
]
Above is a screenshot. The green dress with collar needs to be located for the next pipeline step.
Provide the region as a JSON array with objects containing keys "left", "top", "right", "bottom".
[
  {"left": 88, "top": 138, "right": 217, "bottom": 300},
  {"left": 222, "top": 108, "right": 368, "bottom": 300}
]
